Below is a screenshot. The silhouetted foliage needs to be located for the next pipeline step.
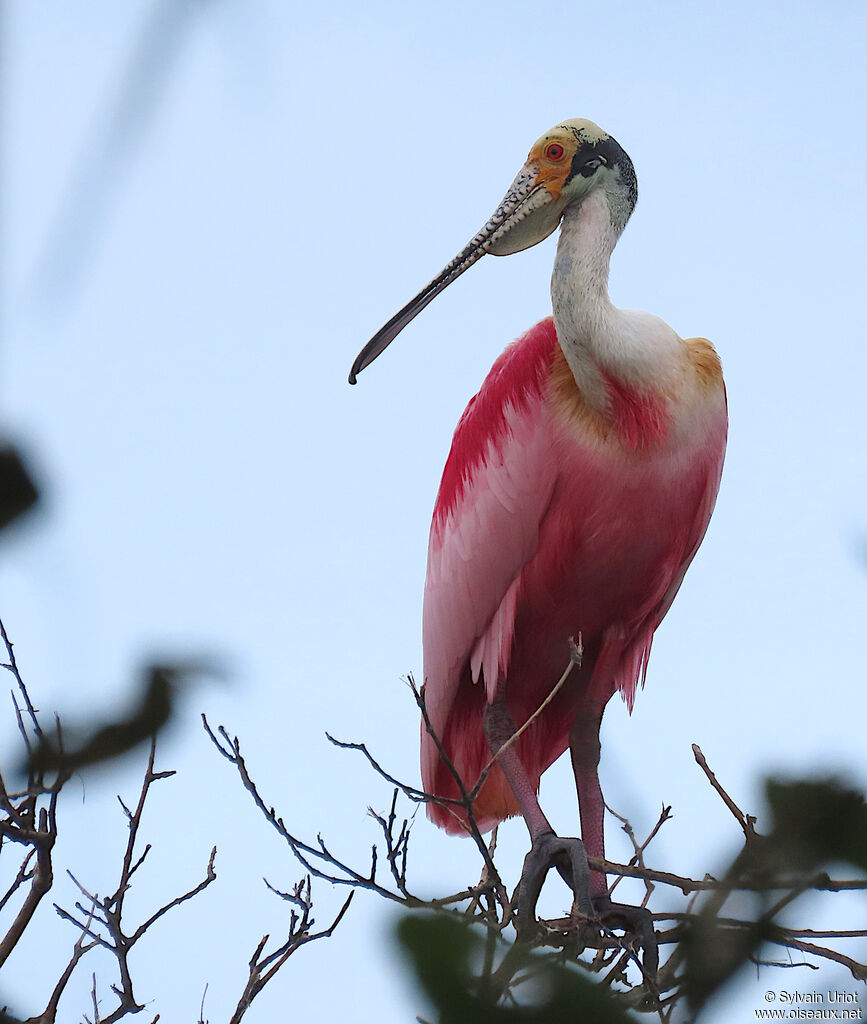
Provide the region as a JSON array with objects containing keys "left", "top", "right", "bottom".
[
  {"left": 0, "top": 445, "right": 39, "bottom": 534},
  {"left": 397, "top": 912, "right": 635, "bottom": 1024},
  {"left": 24, "top": 659, "right": 218, "bottom": 775},
  {"left": 674, "top": 778, "right": 867, "bottom": 1016},
  {"left": 765, "top": 779, "right": 867, "bottom": 875}
]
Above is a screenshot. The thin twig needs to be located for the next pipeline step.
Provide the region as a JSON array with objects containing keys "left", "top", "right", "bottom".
[
  {"left": 692, "top": 744, "right": 757, "bottom": 840},
  {"left": 1, "top": 617, "right": 43, "bottom": 739},
  {"left": 227, "top": 889, "right": 355, "bottom": 1024},
  {"left": 471, "top": 637, "right": 583, "bottom": 803},
  {"left": 51, "top": 738, "right": 218, "bottom": 1023},
  {"left": 204, "top": 715, "right": 416, "bottom": 906},
  {"left": 406, "top": 675, "right": 508, "bottom": 906},
  {"left": 325, "top": 734, "right": 437, "bottom": 806},
  {"left": 607, "top": 802, "right": 673, "bottom": 898}
]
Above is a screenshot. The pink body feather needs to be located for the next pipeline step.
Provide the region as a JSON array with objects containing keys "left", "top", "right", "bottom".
[{"left": 422, "top": 317, "right": 726, "bottom": 834}]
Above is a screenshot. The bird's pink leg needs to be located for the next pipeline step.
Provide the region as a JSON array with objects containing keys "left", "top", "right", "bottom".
[
  {"left": 569, "top": 703, "right": 608, "bottom": 899},
  {"left": 570, "top": 694, "right": 659, "bottom": 975},
  {"left": 482, "top": 694, "right": 593, "bottom": 929},
  {"left": 482, "top": 694, "right": 552, "bottom": 838},
  {"left": 483, "top": 690, "right": 657, "bottom": 975}
]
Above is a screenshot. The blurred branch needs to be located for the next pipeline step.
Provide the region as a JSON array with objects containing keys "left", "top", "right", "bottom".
[
  {"left": 30, "top": 0, "right": 218, "bottom": 308},
  {"left": 24, "top": 658, "right": 219, "bottom": 775}
]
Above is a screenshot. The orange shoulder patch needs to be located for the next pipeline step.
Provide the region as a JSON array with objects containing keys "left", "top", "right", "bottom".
[
  {"left": 548, "top": 346, "right": 672, "bottom": 450},
  {"left": 548, "top": 344, "right": 602, "bottom": 434},
  {"left": 684, "top": 337, "right": 723, "bottom": 390}
]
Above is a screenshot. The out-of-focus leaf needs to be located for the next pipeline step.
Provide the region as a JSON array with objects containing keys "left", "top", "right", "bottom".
[
  {"left": 682, "top": 777, "right": 867, "bottom": 1019},
  {"left": 765, "top": 779, "right": 867, "bottom": 874},
  {"left": 24, "top": 659, "right": 219, "bottom": 775},
  {"left": 0, "top": 445, "right": 39, "bottom": 533},
  {"left": 395, "top": 911, "right": 636, "bottom": 1024},
  {"left": 680, "top": 914, "right": 772, "bottom": 1013}
]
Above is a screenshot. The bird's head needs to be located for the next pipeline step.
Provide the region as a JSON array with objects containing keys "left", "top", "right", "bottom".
[
  {"left": 349, "top": 118, "right": 636, "bottom": 383},
  {"left": 486, "top": 118, "right": 637, "bottom": 256}
]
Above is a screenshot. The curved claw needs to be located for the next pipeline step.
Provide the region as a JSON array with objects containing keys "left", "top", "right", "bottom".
[
  {"left": 513, "top": 832, "right": 659, "bottom": 980},
  {"left": 592, "top": 895, "right": 659, "bottom": 978},
  {"left": 515, "top": 831, "right": 592, "bottom": 938}
]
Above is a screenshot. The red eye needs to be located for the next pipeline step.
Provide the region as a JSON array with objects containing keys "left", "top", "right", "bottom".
[{"left": 545, "top": 143, "right": 565, "bottom": 161}]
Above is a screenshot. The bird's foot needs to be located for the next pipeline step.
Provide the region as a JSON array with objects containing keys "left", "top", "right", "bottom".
[
  {"left": 591, "top": 894, "right": 659, "bottom": 979},
  {"left": 513, "top": 832, "right": 658, "bottom": 980},
  {"left": 514, "top": 830, "right": 592, "bottom": 939}
]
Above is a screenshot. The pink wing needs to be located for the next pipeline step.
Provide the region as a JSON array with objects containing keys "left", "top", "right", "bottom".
[{"left": 421, "top": 321, "right": 561, "bottom": 812}]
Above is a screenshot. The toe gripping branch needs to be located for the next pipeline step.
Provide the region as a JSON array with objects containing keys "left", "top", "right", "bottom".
[
  {"left": 592, "top": 895, "right": 659, "bottom": 977},
  {"left": 515, "top": 831, "right": 658, "bottom": 977}
]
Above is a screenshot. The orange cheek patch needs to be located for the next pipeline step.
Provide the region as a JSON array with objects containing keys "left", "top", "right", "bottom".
[{"left": 529, "top": 140, "right": 578, "bottom": 199}]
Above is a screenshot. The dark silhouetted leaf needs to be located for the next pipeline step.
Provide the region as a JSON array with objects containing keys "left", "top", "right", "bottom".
[
  {"left": 681, "top": 777, "right": 867, "bottom": 1018},
  {"left": 765, "top": 778, "right": 867, "bottom": 874},
  {"left": 0, "top": 445, "right": 39, "bottom": 533},
  {"left": 680, "top": 914, "right": 772, "bottom": 1013},
  {"left": 25, "top": 659, "right": 218, "bottom": 775},
  {"left": 396, "top": 911, "right": 636, "bottom": 1023}
]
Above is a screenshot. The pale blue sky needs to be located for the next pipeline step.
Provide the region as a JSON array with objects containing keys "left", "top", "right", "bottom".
[{"left": 2, "top": 2, "right": 865, "bottom": 1020}]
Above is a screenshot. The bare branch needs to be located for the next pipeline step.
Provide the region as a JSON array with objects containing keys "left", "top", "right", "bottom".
[
  {"left": 0, "top": 850, "right": 36, "bottom": 913},
  {"left": 1, "top": 617, "right": 43, "bottom": 740},
  {"left": 39, "top": 900, "right": 100, "bottom": 1022},
  {"left": 0, "top": 831, "right": 54, "bottom": 966},
  {"left": 48, "top": 737, "right": 217, "bottom": 1023},
  {"left": 207, "top": 674, "right": 867, "bottom": 1016},
  {"left": 325, "top": 733, "right": 432, "bottom": 805},
  {"left": 203, "top": 714, "right": 421, "bottom": 906},
  {"left": 227, "top": 887, "right": 355, "bottom": 1024},
  {"left": 406, "top": 675, "right": 509, "bottom": 911},
  {"left": 131, "top": 845, "right": 217, "bottom": 941},
  {"left": 692, "top": 743, "right": 757, "bottom": 840},
  {"left": 607, "top": 802, "right": 673, "bottom": 899}
]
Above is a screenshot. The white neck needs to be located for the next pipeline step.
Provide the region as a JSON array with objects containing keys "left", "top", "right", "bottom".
[{"left": 551, "top": 188, "right": 679, "bottom": 407}]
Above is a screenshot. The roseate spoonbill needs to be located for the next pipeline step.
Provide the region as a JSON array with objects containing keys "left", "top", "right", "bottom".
[{"left": 349, "top": 118, "right": 726, "bottom": 968}]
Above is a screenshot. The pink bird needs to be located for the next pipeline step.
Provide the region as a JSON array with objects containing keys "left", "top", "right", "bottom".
[{"left": 350, "top": 118, "right": 726, "bottom": 967}]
